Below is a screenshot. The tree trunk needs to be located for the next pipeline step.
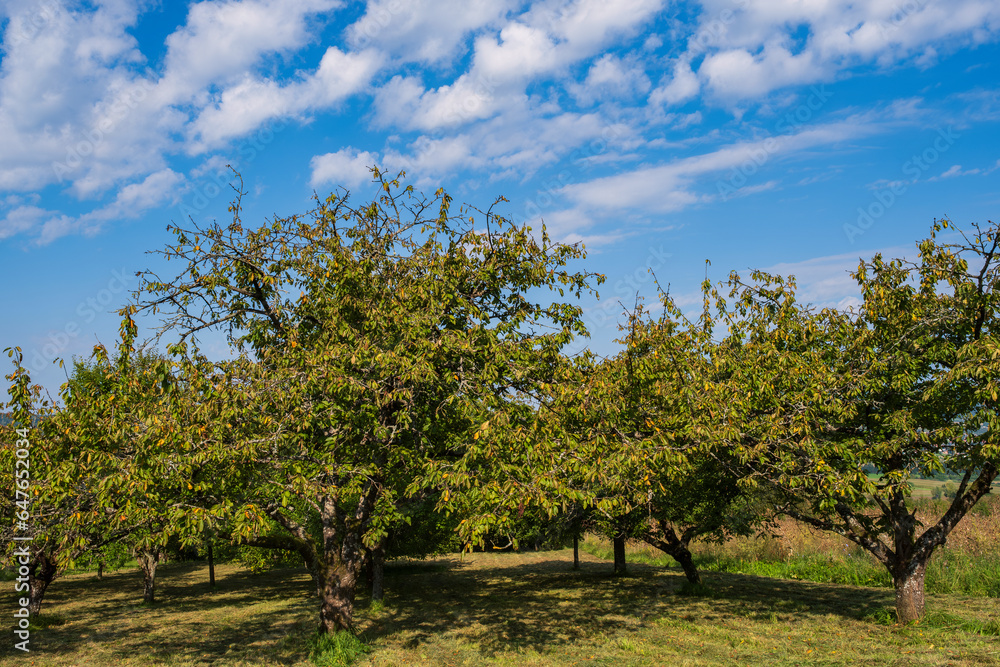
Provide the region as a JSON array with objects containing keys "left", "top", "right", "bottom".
[
  {"left": 573, "top": 534, "right": 580, "bottom": 570},
  {"left": 370, "top": 542, "right": 385, "bottom": 603},
  {"left": 136, "top": 549, "right": 160, "bottom": 603},
  {"left": 613, "top": 534, "right": 627, "bottom": 575},
  {"left": 894, "top": 560, "right": 928, "bottom": 624},
  {"left": 673, "top": 547, "right": 701, "bottom": 585},
  {"left": 642, "top": 522, "right": 702, "bottom": 584},
  {"left": 208, "top": 543, "right": 216, "bottom": 587},
  {"left": 315, "top": 488, "right": 374, "bottom": 634},
  {"left": 27, "top": 552, "right": 59, "bottom": 616},
  {"left": 318, "top": 561, "right": 360, "bottom": 633},
  {"left": 97, "top": 560, "right": 104, "bottom": 580}
]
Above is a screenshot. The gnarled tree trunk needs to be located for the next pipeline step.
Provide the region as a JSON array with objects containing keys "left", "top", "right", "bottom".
[
  {"left": 136, "top": 548, "right": 161, "bottom": 603},
  {"left": 643, "top": 521, "right": 701, "bottom": 584},
  {"left": 27, "top": 551, "right": 59, "bottom": 616},
  {"left": 315, "top": 483, "right": 379, "bottom": 634},
  {"left": 318, "top": 560, "right": 360, "bottom": 633}
]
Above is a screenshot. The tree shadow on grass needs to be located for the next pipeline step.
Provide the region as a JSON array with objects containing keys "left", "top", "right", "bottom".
[
  {"left": 359, "top": 551, "right": 897, "bottom": 659},
  {"left": 2, "top": 553, "right": 902, "bottom": 664},
  {"left": 5, "top": 562, "right": 318, "bottom": 665}
]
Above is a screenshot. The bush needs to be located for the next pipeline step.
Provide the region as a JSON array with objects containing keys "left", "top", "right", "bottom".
[
  {"left": 308, "top": 630, "right": 371, "bottom": 667},
  {"left": 236, "top": 546, "right": 303, "bottom": 574}
]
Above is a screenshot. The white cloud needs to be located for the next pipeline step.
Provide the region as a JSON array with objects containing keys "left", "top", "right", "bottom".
[
  {"left": 111, "top": 168, "right": 185, "bottom": 212},
  {"left": 375, "top": 107, "right": 636, "bottom": 185},
  {"left": 762, "top": 244, "right": 913, "bottom": 310},
  {"left": 310, "top": 148, "right": 380, "bottom": 188},
  {"left": 0, "top": 205, "right": 49, "bottom": 240},
  {"left": 473, "top": 21, "right": 561, "bottom": 82},
  {"left": 523, "top": 206, "right": 626, "bottom": 248},
  {"left": 41, "top": 168, "right": 184, "bottom": 243},
  {"left": 561, "top": 116, "right": 880, "bottom": 213},
  {"left": 1, "top": 0, "right": 999, "bottom": 250},
  {"left": 155, "top": 0, "right": 341, "bottom": 107},
  {"left": 650, "top": 59, "right": 700, "bottom": 106},
  {"left": 0, "top": 1, "right": 150, "bottom": 194},
  {"left": 0, "top": 0, "right": 352, "bottom": 200},
  {"left": 374, "top": 72, "right": 506, "bottom": 131},
  {"left": 371, "top": 0, "right": 666, "bottom": 131},
  {"left": 934, "top": 164, "right": 981, "bottom": 179},
  {"left": 687, "top": 0, "right": 1000, "bottom": 101},
  {"left": 569, "top": 54, "right": 652, "bottom": 104},
  {"left": 346, "top": 0, "right": 516, "bottom": 63},
  {"left": 0, "top": 169, "right": 184, "bottom": 244},
  {"left": 700, "top": 44, "right": 824, "bottom": 101},
  {"left": 0, "top": 0, "right": 387, "bottom": 243},
  {"left": 189, "top": 47, "right": 383, "bottom": 150}
]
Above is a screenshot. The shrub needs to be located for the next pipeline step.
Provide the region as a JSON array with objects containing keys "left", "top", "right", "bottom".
[{"left": 308, "top": 630, "right": 371, "bottom": 667}]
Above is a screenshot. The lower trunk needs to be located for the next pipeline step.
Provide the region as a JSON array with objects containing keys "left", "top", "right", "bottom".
[
  {"left": 572, "top": 534, "right": 580, "bottom": 570},
  {"left": 893, "top": 560, "right": 928, "bottom": 624},
  {"left": 136, "top": 549, "right": 160, "bottom": 603},
  {"left": 370, "top": 544, "right": 385, "bottom": 603},
  {"left": 97, "top": 560, "right": 104, "bottom": 580},
  {"left": 318, "top": 563, "right": 360, "bottom": 633},
  {"left": 208, "top": 543, "right": 216, "bottom": 587},
  {"left": 674, "top": 547, "right": 701, "bottom": 585},
  {"left": 613, "top": 534, "right": 627, "bottom": 575},
  {"left": 316, "top": 493, "right": 371, "bottom": 634},
  {"left": 27, "top": 552, "right": 59, "bottom": 616},
  {"left": 311, "top": 480, "right": 379, "bottom": 634}
]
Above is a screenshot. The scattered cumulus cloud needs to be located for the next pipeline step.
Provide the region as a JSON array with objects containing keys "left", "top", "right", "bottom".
[
  {"left": 1, "top": 0, "right": 999, "bottom": 245},
  {"left": 310, "top": 148, "right": 381, "bottom": 188}
]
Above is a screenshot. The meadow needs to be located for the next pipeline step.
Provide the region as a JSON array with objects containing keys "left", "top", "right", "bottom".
[
  {"left": 583, "top": 495, "right": 1000, "bottom": 598},
  {"left": 2, "top": 496, "right": 999, "bottom": 667}
]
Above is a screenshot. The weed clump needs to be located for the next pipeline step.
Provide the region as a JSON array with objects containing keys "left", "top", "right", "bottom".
[{"left": 309, "top": 630, "right": 371, "bottom": 667}]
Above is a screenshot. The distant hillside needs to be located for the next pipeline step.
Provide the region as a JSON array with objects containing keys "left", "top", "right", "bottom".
[{"left": 0, "top": 413, "right": 38, "bottom": 427}]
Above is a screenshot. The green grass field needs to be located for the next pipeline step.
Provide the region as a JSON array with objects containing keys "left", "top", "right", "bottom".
[
  {"left": 866, "top": 477, "right": 1000, "bottom": 498},
  {"left": 2, "top": 548, "right": 998, "bottom": 666}
]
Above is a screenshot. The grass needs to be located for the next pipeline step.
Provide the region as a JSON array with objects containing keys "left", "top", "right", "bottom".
[
  {"left": 309, "top": 630, "right": 371, "bottom": 667},
  {"left": 869, "top": 477, "right": 1000, "bottom": 499},
  {"left": 2, "top": 549, "right": 999, "bottom": 666},
  {"left": 583, "top": 495, "right": 1000, "bottom": 599}
]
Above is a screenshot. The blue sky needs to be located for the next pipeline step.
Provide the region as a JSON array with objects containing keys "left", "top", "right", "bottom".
[{"left": 2, "top": 0, "right": 999, "bottom": 400}]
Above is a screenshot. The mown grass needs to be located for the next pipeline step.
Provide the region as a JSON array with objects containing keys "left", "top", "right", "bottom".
[
  {"left": 907, "top": 478, "right": 1000, "bottom": 498},
  {"left": 2, "top": 548, "right": 999, "bottom": 666}
]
